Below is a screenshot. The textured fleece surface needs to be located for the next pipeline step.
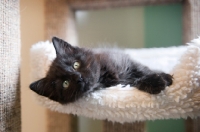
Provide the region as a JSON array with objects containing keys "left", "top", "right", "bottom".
[{"left": 30, "top": 37, "right": 200, "bottom": 123}]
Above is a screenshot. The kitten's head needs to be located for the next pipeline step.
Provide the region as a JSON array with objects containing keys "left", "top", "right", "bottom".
[{"left": 30, "top": 37, "right": 100, "bottom": 104}]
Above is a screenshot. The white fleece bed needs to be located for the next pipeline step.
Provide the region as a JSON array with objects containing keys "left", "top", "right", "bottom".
[{"left": 30, "top": 37, "right": 200, "bottom": 123}]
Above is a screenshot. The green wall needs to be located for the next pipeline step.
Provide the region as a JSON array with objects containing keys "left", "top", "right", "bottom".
[
  {"left": 144, "top": 4, "right": 183, "bottom": 48},
  {"left": 147, "top": 119, "right": 185, "bottom": 132}
]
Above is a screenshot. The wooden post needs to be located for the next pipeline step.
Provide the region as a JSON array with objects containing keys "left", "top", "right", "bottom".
[
  {"left": 183, "top": 0, "right": 200, "bottom": 43},
  {"left": 45, "top": 0, "right": 78, "bottom": 132},
  {"left": 183, "top": 0, "right": 200, "bottom": 131},
  {"left": 103, "top": 121, "right": 145, "bottom": 132}
]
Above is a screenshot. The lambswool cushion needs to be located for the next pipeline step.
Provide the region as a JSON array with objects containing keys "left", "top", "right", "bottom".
[{"left": 30, "top": 37, "right": 200, "bottom": 123}]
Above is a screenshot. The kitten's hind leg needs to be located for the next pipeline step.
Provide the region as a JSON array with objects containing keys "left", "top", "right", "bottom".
[{"left": 134, "top": 73, "right": 173, "bottom": 94}]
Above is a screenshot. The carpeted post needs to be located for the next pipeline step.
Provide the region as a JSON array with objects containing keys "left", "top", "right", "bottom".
[{"left": 0, "top": 0, "right": 21, "bottom": 132}]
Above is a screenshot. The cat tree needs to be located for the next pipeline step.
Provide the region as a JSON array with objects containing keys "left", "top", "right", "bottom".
[
  {"left": 1, "top": 0, "right": 199, "bottom": 132},
  {"left": 34, "top": 0, "right": 200, "bottom": 132}
]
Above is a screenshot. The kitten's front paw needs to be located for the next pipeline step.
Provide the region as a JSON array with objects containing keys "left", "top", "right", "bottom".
[
  {"left": 160, "top": 73, "right": 173, "bottom": 86},
  {"left": 138, "top": 73, "right": 173, "bottom": 94}
]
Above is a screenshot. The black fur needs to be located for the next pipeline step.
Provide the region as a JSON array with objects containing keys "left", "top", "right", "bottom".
[{"left": 30, "top": 37, "right": 173, "bottom": 104}]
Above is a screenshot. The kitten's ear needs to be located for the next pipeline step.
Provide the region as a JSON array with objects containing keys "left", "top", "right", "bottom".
[
  {"left": 29, "top": 78, "right": 47, "bottom": 96},
  {"left": 52, "top": 37, "right": 74, "bottom": 55},
  {"left": 30, "top": 78, "right": 58, "bottom": 101}
]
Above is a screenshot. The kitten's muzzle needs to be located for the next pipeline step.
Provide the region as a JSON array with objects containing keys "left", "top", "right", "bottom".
[
  {"left": 76, "top": 77, "right": 87, "bottom": 92},
  {"left": 72, "top": 73, "right": 82, "bottom": 82},
  {"left": 77, "top": 77, "right": 83, "bottom": 83}
]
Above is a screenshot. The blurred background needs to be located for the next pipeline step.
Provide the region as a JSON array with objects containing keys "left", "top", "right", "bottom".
[{"left": 20, "top": 0, "right": 184, "bottom": 132}]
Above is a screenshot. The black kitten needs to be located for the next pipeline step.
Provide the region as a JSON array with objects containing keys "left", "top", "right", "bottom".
[{"left": 30, "top": 37, "right": 173, "bottom": 104}]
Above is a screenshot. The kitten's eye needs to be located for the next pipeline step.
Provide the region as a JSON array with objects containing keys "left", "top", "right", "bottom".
[
  {"left": 73, "top": 61, "right": 80, "bottom": 69},
  {"left": 63, "top": 80, "right": 70, "bottom": 89}
]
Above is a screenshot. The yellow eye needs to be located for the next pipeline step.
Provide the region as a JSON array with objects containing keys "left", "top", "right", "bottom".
[
  {"left": 73, "top": 62, "right": 80, "bottom": 69},
  {"left": 63, "top": 80, "right": 70, "bottom": 89}
]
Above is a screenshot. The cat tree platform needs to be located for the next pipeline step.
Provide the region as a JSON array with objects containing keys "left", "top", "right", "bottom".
[{"left": 30, "top": 37, "right": 200, "bottom": 123}]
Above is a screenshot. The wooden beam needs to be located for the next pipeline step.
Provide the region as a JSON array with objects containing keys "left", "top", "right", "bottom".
[{"left": 67, "top": 0, "right": 183, "bottom": 10}]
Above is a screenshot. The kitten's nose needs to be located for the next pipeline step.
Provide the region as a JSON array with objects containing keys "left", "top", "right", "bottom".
[
  {"left": 73, "top": 73, "right": 83, "bottom": 83},
  {"left": 77, "top": 77, "right": 83, "bottom": 83}
]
